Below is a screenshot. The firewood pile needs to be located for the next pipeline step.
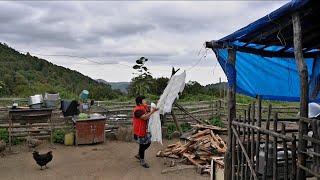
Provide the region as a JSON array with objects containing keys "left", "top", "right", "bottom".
[{"left": 157, "top": 124, "right": 227, "bottom": 174}]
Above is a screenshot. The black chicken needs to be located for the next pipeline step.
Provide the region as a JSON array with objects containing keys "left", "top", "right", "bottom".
[{"left": 32, "top": 151, "right": 53, "bottom": 170}]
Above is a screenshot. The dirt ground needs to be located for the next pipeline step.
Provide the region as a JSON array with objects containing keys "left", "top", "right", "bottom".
[{"left": 0, "top": 140, "right": 209, "bottom": 180}]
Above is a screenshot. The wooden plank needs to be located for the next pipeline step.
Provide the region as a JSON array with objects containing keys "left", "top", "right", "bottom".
[
  {"left": 272, "top": 113, "right": 278, "bottom": 180},
  {"left": 255, "top": 96, "right": 262, "bottom": 174},
  {"left": 298, "top": 164, "right": 320, "bottom": 178},
  {"left": 291, "top": 135, "right": 297, "bottom": 180},
  {"left": 173, "top": 102, "right": 206, "bottom": 124},
  {"left": 231, "top": 121, "right": 293, "bottom": 141},
  {"left": 232, "top": 131, "right": 236, "bottom": 180},
  {"left": 191, "top": 124, "right": 227, "bottom": 132},
  {"left": 183, "top": 153, "right": 201, "bottom": 167},
  {"left": 263, "top": 104, "right": 272, "bottom": 180},
  {"left": 225, "top": 48, "right": 236, "bottom": 180},
  {"left": 281, "top": 123, "right": 288, "bottom": 180},
  {"left": 236, "top": 115, "right": 242, "bottom": 180},
  {"left": 171, "top": 110, "right": 183, "bottom": 134},
  {"left": 250, "top": 102, "right": 255, "bottom": 178},
  {"left": 232, "top": 126, "right": 258, "bottom": 180},
  {"left": 246, "top": 105, "right": 251, "bottom": 179},
  {"left": 293, "top": 13, "right": 309, "bottom": 180}
]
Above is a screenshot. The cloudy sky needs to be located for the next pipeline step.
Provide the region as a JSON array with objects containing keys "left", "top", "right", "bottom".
[{"left": 0, "top": 1, "right": 288, "bottom": 85}]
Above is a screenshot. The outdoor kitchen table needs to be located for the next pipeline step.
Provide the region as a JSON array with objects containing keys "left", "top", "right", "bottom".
[
  {"left": 8, "top": 108, "right": 53, "bottom": 151},
  {"left": 75, "top": 117, "right": 106, "bottom": 145}
]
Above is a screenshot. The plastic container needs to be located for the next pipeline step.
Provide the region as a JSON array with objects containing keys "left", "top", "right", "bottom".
[
  {"left": 79, "top": 90, "right": 89, "bottom": 100},
  {"left": 64, "top": 132, "right": 74, "bottom": 146}
]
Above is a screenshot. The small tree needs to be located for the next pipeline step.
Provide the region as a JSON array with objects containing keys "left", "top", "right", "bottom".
[{"left": 128, "top": 57, "right": 153, "bottom": 96}]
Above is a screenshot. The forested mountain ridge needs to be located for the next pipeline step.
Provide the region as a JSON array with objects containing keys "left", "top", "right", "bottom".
[{"left": 0, "top": 43, "right": 122, "bottom": 100}]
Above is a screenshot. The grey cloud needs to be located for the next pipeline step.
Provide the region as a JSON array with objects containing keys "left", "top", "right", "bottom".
[
  {"left": 92, "top": 22, "right": 155, "bottom": 38},
  {"left": 0, "top": 0, "right": 289, "bottom": 73}
]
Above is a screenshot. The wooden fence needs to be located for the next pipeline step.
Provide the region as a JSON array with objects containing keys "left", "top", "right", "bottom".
[
  {"left": 229, "top": 98, "right": 320, "bottom": 180},
  {"left": 0, "top": 100, "right": 224, "bottom": 140},
  {"left": 0, "top": 99, "right": 302, "bottom": 149}
]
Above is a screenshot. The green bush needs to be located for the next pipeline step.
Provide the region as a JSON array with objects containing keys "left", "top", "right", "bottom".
[
  {"left": 53, "top": 129, "right": 66, "bottom": 144},
  {"left": 181, "top": 122, "right": 192, "bottom": 132},
  {"left": 0, "top": 128, "right": 23, "bottom": 145},
  {"left": 166, "top": 123, "right": 177, "bottom": 140},
  {"left": 209, "top": 117, "right": 224, "bottom": 128},
  {"left": 0, "top": 128, "right": 9, "bottom": 143}
]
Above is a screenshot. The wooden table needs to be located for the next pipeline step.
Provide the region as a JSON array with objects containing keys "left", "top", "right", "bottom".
[
  {"left": 8, "top": 108, "right": 53, "bottom": 151},
  {"left": 75, "top": 117, "right": 106, "bottom": 145}
]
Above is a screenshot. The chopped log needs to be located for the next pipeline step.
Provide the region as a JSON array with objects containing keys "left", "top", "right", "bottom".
[
  {"left": 168, "top": 154, "right": 180, "bottom": 159},
  {"left": 191, "top": 124, "right": 227, "bottom": 132},
  {"left": 156, "top": 150, "right": 164, "bottom": 157},
  {"left": 167, "top": 143, "right": 177, "bottom": 148},
  {"left": 183, "top": 153, "right": 202, "bottom": 167},
  {"left": 157, "top": 125, "right": 226, "bottom": 174}
]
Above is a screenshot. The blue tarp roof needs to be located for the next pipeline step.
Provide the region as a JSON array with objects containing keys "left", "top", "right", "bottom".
[{"left": 208, "top": 0, "right": 320, "bottom": 102}]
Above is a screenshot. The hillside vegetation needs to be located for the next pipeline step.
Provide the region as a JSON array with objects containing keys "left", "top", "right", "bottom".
[
  {"left": 0, "top": 43, "right": 228, "bottom": 102},
  {"left": 0, "top": 43, "right": 122, "bottom": 100}
]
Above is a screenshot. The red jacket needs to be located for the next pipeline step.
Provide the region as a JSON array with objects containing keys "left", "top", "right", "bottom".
[{"left": 132, "top": 105, "right": 149, "bottom": 137}]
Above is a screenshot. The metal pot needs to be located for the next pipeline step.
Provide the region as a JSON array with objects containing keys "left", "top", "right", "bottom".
[{"left": 29, "top": 94, "right": 43, "bottom": 105}]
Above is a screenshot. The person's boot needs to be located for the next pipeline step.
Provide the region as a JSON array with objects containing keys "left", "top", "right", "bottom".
[{"left": 140, "top": 159, "right": 150, "bottom": 168}]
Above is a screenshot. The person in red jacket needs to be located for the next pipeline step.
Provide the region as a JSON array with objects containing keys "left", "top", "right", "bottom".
[{"left": 133, "top": 95, "right": 158, "bottom": 168}]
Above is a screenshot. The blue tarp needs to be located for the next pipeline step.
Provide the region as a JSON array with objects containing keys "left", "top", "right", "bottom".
[{"left": 211, "top": 0, "right": 320, "bottom": 102}]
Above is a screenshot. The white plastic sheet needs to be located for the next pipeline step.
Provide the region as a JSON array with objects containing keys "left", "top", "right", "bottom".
[
  {"left": 157, "top": 71, "right": 186, "bottom": 114},
  {"left": 148, "top": 71, "right": 186, "bottom": 145},
  {"left": 148, "top": 103, "right": 162, "bottom": 144}
]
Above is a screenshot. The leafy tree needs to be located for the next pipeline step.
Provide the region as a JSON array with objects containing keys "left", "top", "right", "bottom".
[
  {"left": 151, "top": 77, "right": 169, "bottom": 96},
  {"left": 128, "top": 57, "right": 154, "bottom": 96}
]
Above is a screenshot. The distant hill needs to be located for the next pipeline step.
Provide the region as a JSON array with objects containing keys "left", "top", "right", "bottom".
[
  {"left": 96, "top": 79, "right": 129, "bottom": 93},
  {"left": 0, "top": 43, "right": 122, "bottom": 100}
]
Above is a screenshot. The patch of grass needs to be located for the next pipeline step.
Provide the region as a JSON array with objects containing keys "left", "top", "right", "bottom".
[
  {"left": 166, "top": 123, "right": 177, "bottom": 140},
  {"left": 181, "top": 122, "right": 192, "bottom": 132},
  {"left": 209, "top": 117, "right": 224, "bottom": 128}
]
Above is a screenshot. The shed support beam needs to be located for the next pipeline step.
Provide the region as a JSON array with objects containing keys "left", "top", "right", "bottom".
[
  {"left": 224, "top": 48, "right": 236, "bottom": 180},
  {"left": 293, "top": 13, "right": 309, "bottom": 180}
]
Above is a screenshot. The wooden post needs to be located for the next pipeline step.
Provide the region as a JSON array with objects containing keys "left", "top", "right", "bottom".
[
  {"left": 273, "top": 113, "right": 278, "bottom": 180},
  {"left": 8, "top": 113, "right": 12, "bottom": 152},
  {"left": 171, "top": 110, "right": 182, "bottom": 134},
  {"left": 225, "top": 48, "right": 236, "bottom": 180},
  {"left": 255, "top": 96, "right": 262, "bottom": 173},
  {"left": 219, "top": 77, "right": 222, "bottom": 98},
  {"left": 281, "top": 123, "right": 289, "bottom": 180},
  {"left": 263, "top": 104, "right": 272, "bottom": 180},
  {"left": 293, "top": 13, "right": 309, "bottom": 180},
  {"left": 237, "top": 115, "right": 242, "bottom": 180},
  {"left": 246, "top": 105, "right": 251, "bottom": 178},
  {"left": 291, "top": 135, "right": 297, "bottom": 180},
  {"left": 251, "top": 102, "right": 255, "bottom": 175}
]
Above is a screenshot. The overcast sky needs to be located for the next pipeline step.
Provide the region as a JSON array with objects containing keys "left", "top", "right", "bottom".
[{"left": 0, "top": 1, "right": 288, "bottom": 85}]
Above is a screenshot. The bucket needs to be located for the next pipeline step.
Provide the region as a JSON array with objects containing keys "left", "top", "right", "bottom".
[
  {"left": 64, "top": 132, "right": 74, "bottom": 146},
  {"left": 79, "top": 90, "right": 89, "bottom": 100}
]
